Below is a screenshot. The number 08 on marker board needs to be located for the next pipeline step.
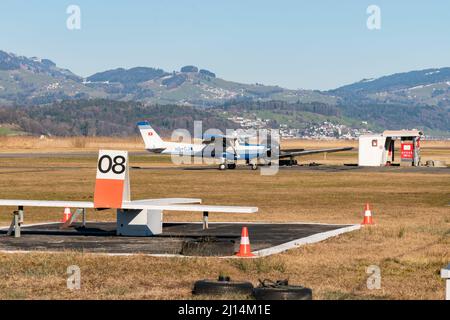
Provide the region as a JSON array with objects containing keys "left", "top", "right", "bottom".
[{"left": 94, "top": 150, "right": 130, "bottom": 209}]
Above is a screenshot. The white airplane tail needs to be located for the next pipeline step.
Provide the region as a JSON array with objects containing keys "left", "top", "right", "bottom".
[
  {"left": 94, "top": 150, "right": 130, "bottom": 209},
  {"left": 137, "top": 121, "right": 165, "bottom": 150}
]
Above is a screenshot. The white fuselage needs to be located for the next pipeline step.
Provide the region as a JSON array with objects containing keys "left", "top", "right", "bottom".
[{"left": 147, "top": 141, "right": 266, "bottom": 161}]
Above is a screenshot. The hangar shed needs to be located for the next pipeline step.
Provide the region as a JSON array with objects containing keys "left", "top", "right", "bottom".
[{"left": 358, "top": 130, "right": 423, "bottom": 167}]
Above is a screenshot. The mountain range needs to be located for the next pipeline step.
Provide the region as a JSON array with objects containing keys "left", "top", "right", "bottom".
[
  {"left": 1, "top": 50, "right": 450, "bottom": 109},
  {"left": 330, "top": 68, "right": 450, "bottom": 107},
  {"left": 0, "top": 50, "right": 334, "bottom": 106},
  {"left": 0, "top": 50, "right": 448, "bottom": 135}
]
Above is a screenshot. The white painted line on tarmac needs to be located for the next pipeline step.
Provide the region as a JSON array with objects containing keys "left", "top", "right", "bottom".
[
  {"left": 253, "top": 224, "right": 361, "bottom": 257},
  {"left": 168, "top": 221, "right": 356, "bottom": 226}
]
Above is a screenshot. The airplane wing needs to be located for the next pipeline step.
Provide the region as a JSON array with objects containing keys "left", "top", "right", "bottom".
[
  {"left": 280, "top": 148, "right": 305, "bottom": 153},
  {"left": 0, "top": 199, "right": 257, "bottom": 214},
  {"left": 279, "top": 147, "right": 353, "bottom": 159},
  {"left": 202, "top": 134, "right": 239, "bottom": 158},
  {"left": 0, "top": 200, "right": 94, "bottom": 208},
  {"left": 202, "top": 134, "right": 237, "bottom": 145},
  {"left": 121, "top": 202, "right": 258, "bottom": 213},
  {"left": 125, "top": 198, "right": 202, "bottom": 206},
  {"left": 0, "top": 198, "right": 201, "bottom": 208}
]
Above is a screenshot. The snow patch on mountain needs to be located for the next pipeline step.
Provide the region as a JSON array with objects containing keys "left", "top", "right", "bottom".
[{"left": 425, "top": 70, "right": 440, "bottom": 76}]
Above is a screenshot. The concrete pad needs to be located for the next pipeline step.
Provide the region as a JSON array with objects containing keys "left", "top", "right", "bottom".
[{"left": 0, "top": 221, "right": 360, "bottom": 257}]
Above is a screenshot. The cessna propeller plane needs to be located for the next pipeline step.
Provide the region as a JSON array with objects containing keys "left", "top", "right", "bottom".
[
  {"left": 138, "top": 121, "right": 353, "bottom": 170},
  {"left": 0, "top": 150, "right": 257, "bottom": 237}
]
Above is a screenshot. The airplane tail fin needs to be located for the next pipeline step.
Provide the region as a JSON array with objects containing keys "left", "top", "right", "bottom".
[
  {"left": 137, "top": 121, "right": 164, "bottom": 150},
  {"left": 94, "top": 150, "right": 130, "bottom": 209}
]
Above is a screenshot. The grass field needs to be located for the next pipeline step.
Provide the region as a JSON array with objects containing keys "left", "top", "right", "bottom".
[{"left": 0, "top": 137, "right": 449, "bottom": 300}]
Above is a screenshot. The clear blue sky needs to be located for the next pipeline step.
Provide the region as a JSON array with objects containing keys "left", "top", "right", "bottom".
[{"left": 1, "top": 1, "right": 449, "bottom": 90}]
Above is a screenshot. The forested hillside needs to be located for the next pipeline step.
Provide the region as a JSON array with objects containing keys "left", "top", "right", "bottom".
[
  {"left": 2, "top": 99, "right": 447, "bottom": 137},
  {"left": 0, "top": 100, "right": 238, "bottom": 136}
]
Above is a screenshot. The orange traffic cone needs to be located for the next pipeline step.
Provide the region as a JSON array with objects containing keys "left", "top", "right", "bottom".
[
  {"left": 236, "top": 227, "right": 255, "bottom": 257},
  {"left": 61, "top": 207, "right": 72, "bottom": 223},
  {"left": 361, "top": 203, "right": 374, "bottom": 225}
]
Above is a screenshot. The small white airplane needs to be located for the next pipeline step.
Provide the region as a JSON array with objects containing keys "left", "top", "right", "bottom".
[
  {"left": 137, "top": 121, "right": 353, "bottom": 170},
  {"left": 138, "top": 121, "right": 265, "bottom": 170},
  {"left": 0, "top": 150, "right": 257, "bottom": 237}
]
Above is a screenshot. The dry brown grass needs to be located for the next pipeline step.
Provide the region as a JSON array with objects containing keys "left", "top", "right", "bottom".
[
  {"left": 1, "top": 136, "right": 448, "bottom": 165},
  {"left": 0, "top": 136, "right": 144, "bottom": 153},
  {"left": 0, "top": 138, "right": 449, "bottom": 300}
]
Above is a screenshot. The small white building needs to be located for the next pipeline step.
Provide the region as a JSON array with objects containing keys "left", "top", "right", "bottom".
[
  {"left": 358, "top": 134, "right": 387, "bottom": 166},
  {"left": 358, "top": 130, "right": 423, "bottom": 167}
]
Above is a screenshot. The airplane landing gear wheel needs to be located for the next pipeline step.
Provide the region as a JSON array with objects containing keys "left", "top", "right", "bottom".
[
  {"left": 251, "top": 164, "right": 258, "bottom": 170},
  {"left": 219, "top": 164, "right": 226, "bottom": 170}
]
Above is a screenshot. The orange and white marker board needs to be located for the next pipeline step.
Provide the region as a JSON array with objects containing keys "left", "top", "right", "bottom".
[{"left": 94, "top": 150, "right": 130, "bottom": 209}]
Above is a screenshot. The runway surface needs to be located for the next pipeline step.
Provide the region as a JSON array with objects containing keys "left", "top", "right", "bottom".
[
  {"left": 0, "top": 152, "right": 448, "bottom": 174},
  {"left": 0, "top": 221, "right": 357, "bottom": 256}
]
